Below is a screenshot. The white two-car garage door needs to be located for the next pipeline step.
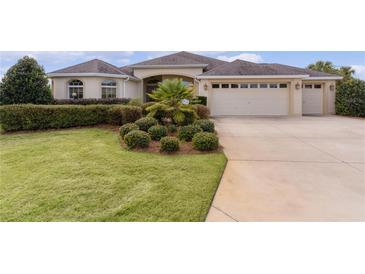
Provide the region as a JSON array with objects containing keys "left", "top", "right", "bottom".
[{"left": 210, "top": 83, "right": 289, "bottom": 116}]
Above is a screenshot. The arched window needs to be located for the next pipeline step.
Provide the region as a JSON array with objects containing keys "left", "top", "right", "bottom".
[
  {"left": 68, "top": 79, "right": 83, "bottom": 99},
  {"left": 101, "top": 80, "right": 117, "bottom": 98}
]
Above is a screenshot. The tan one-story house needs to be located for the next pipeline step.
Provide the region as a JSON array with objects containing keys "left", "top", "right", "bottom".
[{"left": 48, "top": 51, "right": 342, "bottom": 116}]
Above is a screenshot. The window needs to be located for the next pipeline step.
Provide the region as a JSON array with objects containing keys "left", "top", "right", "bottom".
[
  {"left": 240, "top": 83, "right": 249, "bottom": 88},
  {"left": 68, "top": 79, "right": 83, "bottom": 99},
  {"left": 279, "top": 83, "right": 287, "bottom": 88},
  {"left": 221, "top": 84, "right": 229, "bottom": 88},
  {"left": 269, "top": 83, "right": 278, "bottom": 88},
  {"left": 259, "top": 83, "right": 268, "bottom": 88},
  {"left": 212, "top": 83, "right": 220, "bottom": 89},
  {"left": 231, "top": 84, "right": 239, "bottom": 88},
  {"left": 314, "top": 84, "right": 322, "bottom": 89},
  {"left": 250, "top": 83, "right": 258, "bottom": 88},
  {"left": 304, "top": 84, "right": 313, "bottom": 89},
  {"left": 101, "top": 80, "right": 117, "bottom": 98}
]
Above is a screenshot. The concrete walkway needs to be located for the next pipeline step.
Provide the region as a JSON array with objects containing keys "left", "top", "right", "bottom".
[{"left": 206, "top": 116, "right": 365, "bottom": 221}]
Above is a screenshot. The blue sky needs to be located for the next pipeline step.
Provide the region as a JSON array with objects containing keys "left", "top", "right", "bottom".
[{"left": 1, "top": 51, "right": 365, "bottom": 79}]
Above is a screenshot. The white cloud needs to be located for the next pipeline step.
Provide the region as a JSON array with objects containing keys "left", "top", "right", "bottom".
[
  {"left": 217, "top": 53, "right": 263, "bottom": 63},
  {"left": 351, "top": 65, "right": 365, "bottom": 80}
]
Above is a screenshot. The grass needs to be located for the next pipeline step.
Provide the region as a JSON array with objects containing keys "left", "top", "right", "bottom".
[{"left": 0, "top": 128, "right": 226, "bottom": 221}]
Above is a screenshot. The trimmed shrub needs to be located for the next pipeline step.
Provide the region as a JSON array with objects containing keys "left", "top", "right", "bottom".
[
  {"left": 53, "top": 98, "right": 130, "bottom": 105},
  {"left": 192, "top": 132, "right": 219, "bottom": 151},
  {"left": 177, "top": 125, "right": 202, "bottom": 141},
  {"left": 193, "top": 119, "right": 215, "bottom": 133},
  {"left": 160, "top": 136, "right": 179, "bottom": 153},
  {"left": 194, "top": 104, "right": 210, "bottom": 119},
  {"left": 0, "top": 104, "right": 142, "bottom": 132},
  {"left": 119, "top": 123, "right": 139, "bottom": 138},
  {"left": 135, "top": 117, "right": 158, "bottom": 131},
  {"left": 107, "top": 105, "right": 142, "bottom": 125},
  {"left": 141, "top": 102, "right": 155, "bottom": 116},
  {"left": 167, "top": 124, "right": 177, "bottom": 133},
  {"left": 148, "top": 125, "right": 167, "bottom": 141},
  {"left": 124, "top": 130, "right": 151, "bottom": 149},
  {"left": 336, "top": 79, "right": 365, "bottom": 117},
  {"left": 128, "top": 98, "right": 142, "bottom": 106}
]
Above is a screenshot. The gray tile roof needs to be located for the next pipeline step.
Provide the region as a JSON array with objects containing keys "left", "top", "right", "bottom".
[
  {"left": 200, "top": 59, "right": 339, "bottom": 77},
  {"left": 50, "top": 59, "right": 126, "bottom": 75},
  {"left": 129, "top": 51, "right": 227, "bottom": 71}
]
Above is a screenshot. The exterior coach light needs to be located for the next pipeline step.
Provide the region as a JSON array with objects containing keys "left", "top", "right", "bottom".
[
  {"left": 295, "top": 83, "right": 301, "bottom": 90},
  {"left": 204, "top": 83, "right": 208, "bottom": 90},
  {"left": 330, "top": 84, "right": 335, "bottom": 91}
]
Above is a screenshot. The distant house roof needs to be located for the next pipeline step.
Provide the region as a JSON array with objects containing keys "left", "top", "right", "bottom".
[
  {"left": 198, "top": 59, "right": 341, "bottom": 79},
  {"left": 128, "top": 51, "right": 227, "bottom": 71},
  {"left": 49, "top": 59, "right": 129, "bottom": 76}
]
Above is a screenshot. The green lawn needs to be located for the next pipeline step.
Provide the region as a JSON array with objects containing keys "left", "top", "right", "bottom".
[{"left": 0, "top": 128, "right": 226, "bottom": 221}]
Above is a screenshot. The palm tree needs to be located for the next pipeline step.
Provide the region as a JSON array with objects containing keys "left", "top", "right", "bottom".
[
  {"left": 307, "top": 61, "right": 337, "bottom": 74},
  {"left": 146, "top": 78, "right": 198, "bottom": 124},
  {"left": 338, "top": 66, "right": 355, "bottom": 82}
]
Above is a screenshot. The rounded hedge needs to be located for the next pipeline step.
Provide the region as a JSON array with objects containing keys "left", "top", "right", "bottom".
[
  {"left": 192, "top": 132, "right": 219, "bottom": 151},
  {"left": 336, "top": 79, "right": 365, "bottom": 117},
  {"left": 134, "top": 117, "right": 158, "bottom": 131},
  {"left": 119, "top": 123, "right": 139, "bottom": 138},
  {"left": 193, "top": 119, "right": 215, "bottom": 133},
  {"left": 148, "top": 125, "right": 168, "bottom": 141},
  {"left": 160, "top": 136, "right": 180, "bottom": 153},
  {"left": 167, "top": 124, "right": 177, "bottom": 133},
  {"left": 124, "top": 130, "right": 151, "bottom": 149},
  {"left": 177, "top": 125, "right": 202, "bottom": 141}
]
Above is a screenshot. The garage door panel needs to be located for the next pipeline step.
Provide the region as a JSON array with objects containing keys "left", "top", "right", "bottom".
[
  {"left": 302, "top": 88, "right": 323, "bottom": 115},
  {"left": 211, "top": 88, "right": 289, "bottom": 116}
]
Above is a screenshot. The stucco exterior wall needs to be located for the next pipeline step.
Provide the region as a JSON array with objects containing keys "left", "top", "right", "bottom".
[
  {"left": 51, "top": 76, "right": 141, "bottom": 99},
  {"left": 133, "top": 67, "right": 203, "bottom": 79},
  {"left": 124, "top": 80, "right": 141, "bottom": 99}
]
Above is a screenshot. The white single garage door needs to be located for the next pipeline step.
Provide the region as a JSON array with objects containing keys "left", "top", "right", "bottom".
[
  {"left": 302, "top": 84, "right": 323, "bottom": 115},
  {"left": 210, "top": 84, "right": 289, "bottom": 116}
]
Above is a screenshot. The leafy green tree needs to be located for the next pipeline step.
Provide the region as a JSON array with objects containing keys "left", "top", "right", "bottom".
[
  {"left": 0, "top": 56, "right": 53, "bottom": 104},
  {"left": 336, "top": 79, "right": 365, "bottom": 117},
  {"left": 146, "top": 78, "right": 198, "bottom": 124}
]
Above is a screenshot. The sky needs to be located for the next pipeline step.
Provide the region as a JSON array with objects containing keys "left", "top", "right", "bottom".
[{"left": 1, "top": 51, "right": 365, "bottom": 80}]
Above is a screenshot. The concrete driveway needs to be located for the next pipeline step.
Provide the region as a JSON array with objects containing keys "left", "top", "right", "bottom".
[{"left": 206, "top": 116, "right": 365, "bottom": 221}]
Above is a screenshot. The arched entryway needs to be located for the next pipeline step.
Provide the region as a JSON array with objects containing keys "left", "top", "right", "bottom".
[{"left": 143, "top": 75, "right": 195, "bottom": 102}]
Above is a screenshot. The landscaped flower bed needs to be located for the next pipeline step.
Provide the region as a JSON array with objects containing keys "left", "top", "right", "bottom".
[
  {"left": 119, "top": 117, "right": 221, "bottom": 154},
  {"left": 118, "top": 79, "right": 220, "bottom": 154}
]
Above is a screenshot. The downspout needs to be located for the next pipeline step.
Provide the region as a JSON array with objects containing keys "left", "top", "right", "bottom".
[{"left": 123, "top": 76, "right": 130, "bottom": 98}]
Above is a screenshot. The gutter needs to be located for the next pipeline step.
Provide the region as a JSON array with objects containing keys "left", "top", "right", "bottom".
[
  {"left": 130, "top": 64, "right": 208, "bottom": 69},
  {"left": 196, "top": 75, "right": 310, "bottom": 79},
  {"left": 123, "top": 76, "right": 130, "bottom": 97},
  {"left": 303, "top": 76, "right": 343, "bottom": 80},
  {"left": 47, "top": 72, "right": 130, "bottom": 79}
]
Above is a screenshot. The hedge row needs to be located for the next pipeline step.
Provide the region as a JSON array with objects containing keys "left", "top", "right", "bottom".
[
  {"left": 52, "top": 98, "right": 131, "bottom": 105},
  {"left": 0, "top": 104, "right": 142, "bottom": 132},
  {"left": 336, "top": 79, "right": 365, "bottom": 117}
]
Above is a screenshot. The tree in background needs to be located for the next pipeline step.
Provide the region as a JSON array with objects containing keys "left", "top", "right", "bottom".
[
  {"left": 307, "top": 61, "right": 355, "bottom": 82},
  {"left": 0, "top": 56, "right": 53, "bottom": 104},
  {"left": 308, "top": 60, "right": 364, "bottom": 117}
]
